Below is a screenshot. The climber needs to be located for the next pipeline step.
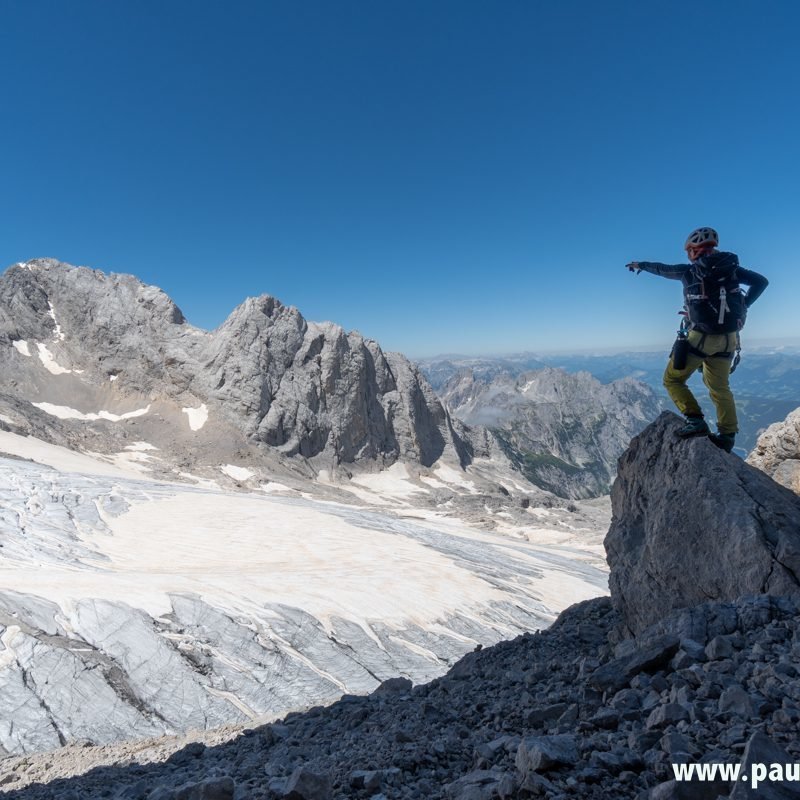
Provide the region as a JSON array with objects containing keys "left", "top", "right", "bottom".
[{"left": 626, "top": 227, "right": 768, "bottom": 453}]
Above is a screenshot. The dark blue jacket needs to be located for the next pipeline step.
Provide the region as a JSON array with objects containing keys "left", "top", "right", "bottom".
[{"left": 637, "top": 251, "right": 768, "bottom": 333}]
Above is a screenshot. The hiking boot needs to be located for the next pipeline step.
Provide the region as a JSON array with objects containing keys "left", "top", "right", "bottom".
[
  {"left": 709, "top": 432, "right": 736, "bottom": 453},
  {"left": 676, "top": 416, "right": 710, "bottom": 438}
]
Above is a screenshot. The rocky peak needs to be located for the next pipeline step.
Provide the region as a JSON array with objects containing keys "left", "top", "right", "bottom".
[
  {"left": 606, "top": 412, "right": 800, "bottom": 637},
  {"left": 0, "top": 258, "right": 470, "bottom": 472},
  {"left": 747, "top": 406, "right": 800, "bottom": 494}
]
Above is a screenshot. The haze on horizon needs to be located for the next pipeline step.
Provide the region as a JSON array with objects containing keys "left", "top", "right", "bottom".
[{"left": 2, "top": 1, "right": 798, "bottom": 357}]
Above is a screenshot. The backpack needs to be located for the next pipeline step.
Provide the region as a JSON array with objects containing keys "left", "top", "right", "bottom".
[{"left": 683, "top": 252, "right": 747, "bottom": 334}]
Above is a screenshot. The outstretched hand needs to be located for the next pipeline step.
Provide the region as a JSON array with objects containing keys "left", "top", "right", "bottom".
[{"left": 626, "top": 262, "right": 641, "bottom": 274}]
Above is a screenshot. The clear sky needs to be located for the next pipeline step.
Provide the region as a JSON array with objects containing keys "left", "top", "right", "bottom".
[{"left": 2, "top": 1, "right": 798, "bottom": 357}]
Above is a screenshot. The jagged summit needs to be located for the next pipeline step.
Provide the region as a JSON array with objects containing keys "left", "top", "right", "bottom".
[{"left": 0, "top": 258, "right": 476, "bottom": 480}]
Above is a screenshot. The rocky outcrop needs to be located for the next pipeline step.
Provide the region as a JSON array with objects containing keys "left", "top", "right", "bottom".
[
  {"left": 0, "top": 259, "right": 470, "bottom": 473},
  {"left": 747, "top": 406, "right": 800, "bottom": 494},
  {"left": 606, "top": 412, "right": 800, "bottom": 637},
  {"left": 439, "top": 367, "right": 661, "bottom": 499}
]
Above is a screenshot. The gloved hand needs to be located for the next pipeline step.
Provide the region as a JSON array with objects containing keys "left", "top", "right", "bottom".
[{"left": 626, "top": 262, "right": 641, "bottom": 274}]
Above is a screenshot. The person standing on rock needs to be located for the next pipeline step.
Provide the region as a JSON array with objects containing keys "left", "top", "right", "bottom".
[{"left": 626, "top": 227, "right": 768, "bottom": 452}]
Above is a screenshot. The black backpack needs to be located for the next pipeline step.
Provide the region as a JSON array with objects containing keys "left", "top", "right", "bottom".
[{"left": 683, "top": 252, "right": 747, "bottom": 334}]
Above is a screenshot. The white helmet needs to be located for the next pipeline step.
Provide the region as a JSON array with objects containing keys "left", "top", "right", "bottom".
[{"left": 684, "top": 227, "right": 719, "bottom": 251}]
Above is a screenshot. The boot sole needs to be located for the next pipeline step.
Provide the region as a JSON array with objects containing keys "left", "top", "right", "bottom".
[
  {"left": 675, "top": 429, "right": 710, "bottom": 439},
  {"left": 708, "top": 436, "right": 735, "bottom": 452}
]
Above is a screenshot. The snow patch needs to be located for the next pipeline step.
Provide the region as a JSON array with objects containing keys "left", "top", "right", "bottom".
[
  {"left": 12, "top": 340, "right": 31, "bottom": 357},
  {"left": 109, "top": 375, "right": 119, "bottom": 382},
  {"left": 349, "top": 462, "right": 426, "bottom": 501},
  {"left": 36, "top": 343, "right": 82, "bottom": 375},
  {"left": 528, "top": 507, "right": 553, "bottom": 518},
  {"left": 89, "top": 451, "right": 156, "bottom": 475},
  {"left": 182, "top": 404, "right": 208, "bottom": 431},
  {"left": 418, "top": 474, "right": 450, "bottom": 490},
  {"left": 257, "top": 482, "right": 294, "bottom": 494},
  {"left": 0, "top": 414, "right": 15, "bottom": 426},
  {"left": 32, "top": 402, "right": 151, "bottom": 422},
  {"left": 124, "top": 442, "right": 158, "bottom": 452},
  {"left": 432, "top": 463, "right": 479, "bottom": 494},
  {"left": 47, "top": 302, "right": 66, "bottom": 341},
  {"left": 221, "top": 464, "right": 254, "bottom": 481}
]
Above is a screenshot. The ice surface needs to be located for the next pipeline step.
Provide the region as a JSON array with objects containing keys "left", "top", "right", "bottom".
[{"left": 0, "top": 432, "right": 609, "bottom": 756}]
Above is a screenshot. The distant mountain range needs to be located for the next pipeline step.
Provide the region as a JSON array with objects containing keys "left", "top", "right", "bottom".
[
  {"left": 419, "top": 346, "right": 800, "bottom": 457},
  {"left": 434, "top": 367, "right": 661, "bottom": 498}
]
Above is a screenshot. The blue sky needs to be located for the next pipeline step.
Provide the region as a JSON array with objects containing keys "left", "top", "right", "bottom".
[{"left": 1, "top": 1, "right": 798, "bottom": 356}]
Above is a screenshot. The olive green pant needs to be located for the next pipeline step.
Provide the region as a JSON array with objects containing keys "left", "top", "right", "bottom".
[{"left": 663, "top": 330, "right": 738, "bottom": 434}]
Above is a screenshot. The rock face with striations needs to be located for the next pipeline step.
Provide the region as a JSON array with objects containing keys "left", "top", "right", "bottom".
[
  {"left": 0, "top": 259, "right": 470, "bottom": 472},
  {"left": 747, "top": 406, "right": 800, "bottom": 495},
  {"left": 605, "top": 412, "right": 800, "bottom": 636}
]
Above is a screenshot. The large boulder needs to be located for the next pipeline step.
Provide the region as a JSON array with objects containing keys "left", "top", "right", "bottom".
[
  {"left": 747, "top": 407, "right": 800, "bottom": 495},
  {"left": 605, "top": 413, "right": 800, "bottom": 636}
]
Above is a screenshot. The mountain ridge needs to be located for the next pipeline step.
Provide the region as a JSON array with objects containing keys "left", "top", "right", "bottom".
[{"left": 0, "top": 259, "right": 476, "bottom": 484}]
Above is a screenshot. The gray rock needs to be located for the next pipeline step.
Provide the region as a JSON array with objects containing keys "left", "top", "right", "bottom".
[
  {"left": 515, "top": 734, "right": 578, "bottom": 774},
  {"left": 606, "top": 413, "right": 800, "bottom": 636},
  {"left": 174, "top": 777, "right": 235, "bottom": 800},
  {"left": 649, "top": 779, "right": 728, "bottom": 799},
  {"left": 524, "top": 702, "right": 569, "bottom": 727},
  {"left": 718, "top": 686, "right": 755, "bottom": 718},
  {"left": 374, "top": 677, "right": 412, "bottom": 694},
  {"left": 747, "top": 408, "right": 800, "bottom": 495},
  {"left": 645, "top": 703, "right": 690, "bottom": 730},
  {"left": 589, "top": 635, "right": 680, "bottom": 692},
  {"left": 730, "top": 732, "right": 800, "bottom": 799},
  {"left": 349, "top": 770, "right": 382, "bottom": 791},
  {"left": 705, "top": 636, "right": 735, "bottom": 661},
  {"left": 283, "top": 767, "right": 332, "bottom": 800},
  {"left": 444, "top": 770, "right": 514, "bottom": 800},
  {"left": 661, "top": 732, "right": 692, "bottom": 758},
  {"left": 589, "top": 708, "right": 620, "bottom": 729}
]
